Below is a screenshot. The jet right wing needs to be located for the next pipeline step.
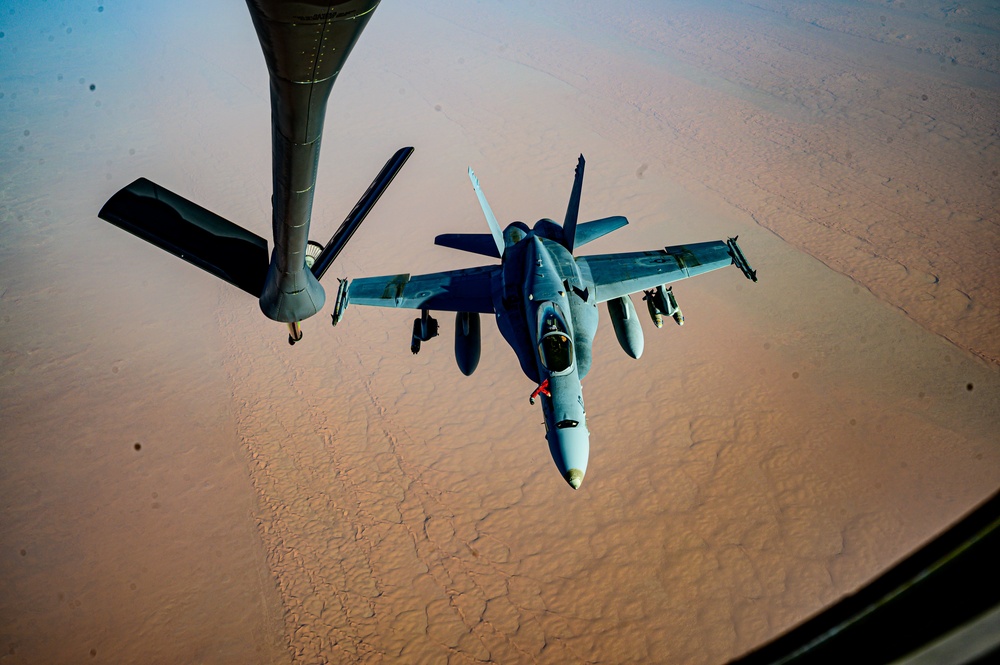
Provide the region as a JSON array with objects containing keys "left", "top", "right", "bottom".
[
  {"left": 578, "top": 239, "right": 753, "bottom": 303},
  {"left": 346, "top": 265, "right": 498, "bottom": 313}
]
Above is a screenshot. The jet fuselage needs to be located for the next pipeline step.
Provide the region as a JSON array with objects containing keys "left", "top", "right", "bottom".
[
  {"left": 491, "top": 220, "right": 599, "bottom": 487},
  {"left": 338, "top": 155, "right": 759, "bottom": 490}
]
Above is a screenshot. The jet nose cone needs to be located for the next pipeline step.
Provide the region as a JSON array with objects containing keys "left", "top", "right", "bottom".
[{"left": 564, "top": 468, "right": 585, "bottom": 490}]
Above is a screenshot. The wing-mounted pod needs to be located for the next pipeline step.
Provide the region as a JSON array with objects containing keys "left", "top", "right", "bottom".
[
  {"left": 643, "top": 285, "right": 683, "bottom": 327},
  {"left": 607, "top": 295, "right": 644, "bottom": 359},
  {"left": 411, "top": 308, "right": 439, "bottom": 354},
  {"left": 454, "top": 312, "right": 481, "bottom": 375}
]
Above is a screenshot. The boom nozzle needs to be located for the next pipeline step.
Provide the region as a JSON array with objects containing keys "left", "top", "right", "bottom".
[{"left": 287, "top": 321, "right": 303, "bottom": 345}]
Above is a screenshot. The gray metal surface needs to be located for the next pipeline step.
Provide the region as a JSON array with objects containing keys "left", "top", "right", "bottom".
[
  {"left": 342, "top": 156, "right": 757, "bottom": 488},
  {"left": 246, "top": 0, "right": 381, "bottom": 322},
  {"left": 99, "top": 1, "right": 394, "bottom": 335}
]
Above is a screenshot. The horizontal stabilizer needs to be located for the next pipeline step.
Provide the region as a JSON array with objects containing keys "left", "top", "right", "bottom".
[
  {"left": 575, "top": 216, "right": 628, "bottom": 248},
  {"left": 434, "top": 233, "right": 501, "bottom": 259},
  {"left": 98, "top": 178, "right": 269, "bottom": 296}
]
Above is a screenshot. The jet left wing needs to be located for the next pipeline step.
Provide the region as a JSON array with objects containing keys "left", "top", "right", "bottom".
[
  {"left": 579, "top": 240, "right": 740, "bottom": 303},
  {"left": 346, "top": 266, "right": 498, "bottom": 313}
]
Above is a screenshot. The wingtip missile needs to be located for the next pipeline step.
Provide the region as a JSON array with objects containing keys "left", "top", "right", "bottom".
[
  {"left": 331, "top": 278, "right": 350, "bottom": 327},
  {"left": 726, "top": 236, "right": 758, "bottom": 282}
]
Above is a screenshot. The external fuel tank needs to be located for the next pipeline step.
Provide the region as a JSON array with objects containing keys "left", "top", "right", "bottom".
[{"left": 607, "top": 295, "right": 644, "bottom": 359}]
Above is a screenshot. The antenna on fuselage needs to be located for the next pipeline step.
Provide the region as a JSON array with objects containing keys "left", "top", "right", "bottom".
[
  {"left": 468, "top": 167, "right": 506, "bottom": 258},
  {"left": 562, "top": 154, "right": 585, "bottom": 254}
]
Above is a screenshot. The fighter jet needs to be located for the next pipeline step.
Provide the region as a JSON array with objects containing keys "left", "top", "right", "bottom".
[
  {"left": 98, "top": 0, "right": 411, "bottom": 344},
  {"left": 333, "top": 155, "right": 758, "bottom": 489}
]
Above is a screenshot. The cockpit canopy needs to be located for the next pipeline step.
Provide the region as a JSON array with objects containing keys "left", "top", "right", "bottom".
[
  {"left": 537, "top": 302, "right": 574, "bottom": 373},
  {"left": 540, "top": 332, "right": 573, "bottom": 373}
]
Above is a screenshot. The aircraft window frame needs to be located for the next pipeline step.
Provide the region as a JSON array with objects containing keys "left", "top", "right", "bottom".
[{"left": 538, "top": 332, "right": 573, "bottom": 373}]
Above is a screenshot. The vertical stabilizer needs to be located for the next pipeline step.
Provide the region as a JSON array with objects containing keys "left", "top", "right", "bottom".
[
  {"left": 563, "top": 154, "right": 585, "bottom": 253},
  {"left": 468, "top": 167, "right": 506, "bottom": 258}
]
